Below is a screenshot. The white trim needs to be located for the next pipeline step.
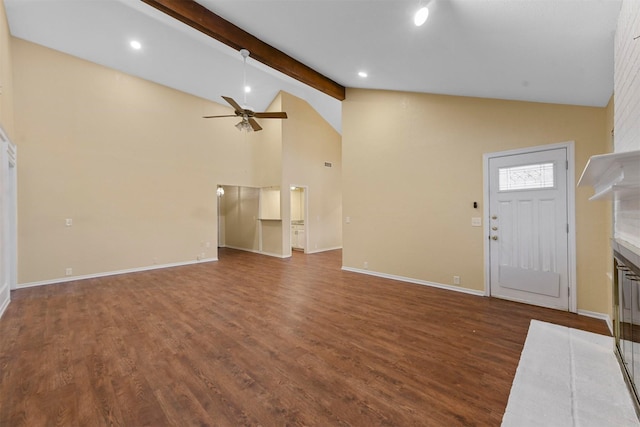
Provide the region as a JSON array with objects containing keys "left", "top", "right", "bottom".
[
  {"left": 17, "top": 258, "right": 218, "bottom": 289},
  {"left": 483, "top": 141, "right": 577, "bottom": 313},
  {"left": 0, "top": 290, "right": 9, "bottom": 318},
  {"left": 341, "top": 266, "right": 485, "bottom": 296},
  {"left": 567, "top": 142, "right": 577, "bottom": 313},
  {"left": 0, "top": 125, "right": 17, "bottom": 319},
  {"left": 343, "top": 266, "right": 610, "bottom": 330},
  {"left": 305, "top": 246, "right": 342, "bottom": 254},
  {"left": 260, "top": 251, "right": 289, "bottom": 259},
  {"left": 577, "top": 309, "right": 613, "bottom": 335},
  {"left": 0, "top": 281, "right": 10, "bottom": 318},
  {"left": 288, "top": 184, "right": 309, "bottom": 255},
  {"left": 223, "top": 245, "right": 289, "bottom": 259},
  {"left": 486, "top": 293, "right": 569, "bottom": 311},
  {"left": 483, "top": 153, "right": 491, "bottom": 296}
]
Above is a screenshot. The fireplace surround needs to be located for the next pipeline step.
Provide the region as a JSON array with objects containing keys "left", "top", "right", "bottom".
[
  {"left": 579, "top": 149, "right": 640, "bottom": 417},
  {"left": 613, "top": 239, "right": 640, "bottom": 416}
]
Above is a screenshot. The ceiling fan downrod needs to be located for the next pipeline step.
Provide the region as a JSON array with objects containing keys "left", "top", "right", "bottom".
[
  {"left": 201, "top": 47, "right": 287, "bottom": 132},
  {"left": 240, "top": 48, "right": 250, "bottom": 107}
]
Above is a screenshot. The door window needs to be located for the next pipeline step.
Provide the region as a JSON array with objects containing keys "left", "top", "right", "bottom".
[{"left": 498, "top": 162, "right": 555, "bottom": 191}]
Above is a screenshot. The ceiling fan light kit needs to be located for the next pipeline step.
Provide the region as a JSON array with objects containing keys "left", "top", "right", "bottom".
[
  {"left": 202, "top": 49, "right": 288, "bottom": 132},
  {"left": 414, "top": 6, "right": 429, "bottom": 26},
  {"left": 235, "top": 120, "right": 253, "bottom": 132}
]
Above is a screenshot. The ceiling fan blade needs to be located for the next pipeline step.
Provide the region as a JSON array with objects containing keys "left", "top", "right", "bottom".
[
  {"left": 253, "top": 112, "right": 288, "bottom": 119},
  {"left": 202, "top": 114, "right": 238, "bottom": 118},
  {"left": 222, "top": 96, "right": 244, "bottom": 113},
  {"left": 248, "top": 118, "right": 263, "bottom": 131}
]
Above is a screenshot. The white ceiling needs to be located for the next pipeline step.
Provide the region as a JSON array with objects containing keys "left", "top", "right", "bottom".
[{"left": 5, "top": 0, "right": 622, "bottom": 134}]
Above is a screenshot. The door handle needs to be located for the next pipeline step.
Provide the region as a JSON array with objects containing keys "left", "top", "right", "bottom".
[{"left": 491, "top": 236, "right": 498, "bottom": 240}]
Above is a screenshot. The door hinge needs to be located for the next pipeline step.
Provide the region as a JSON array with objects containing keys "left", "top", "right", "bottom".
[
  {"left": 568, "top": 287, "right": 570, "bottom": 297},
  {"left": 566, "top": 160, "right": 569, "bottom": 170},
  {"left": 567, "top": 224, "right": 569, "bottom": 233}
]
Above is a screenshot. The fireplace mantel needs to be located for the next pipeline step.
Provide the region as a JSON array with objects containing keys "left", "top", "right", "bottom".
[{"left": 578, "top": 149, "right": 640, "bottom": 201}]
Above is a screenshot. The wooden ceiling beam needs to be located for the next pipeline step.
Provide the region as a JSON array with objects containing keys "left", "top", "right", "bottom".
[{"left": 140, "top": 0, "right": 346, "bottom": 101}]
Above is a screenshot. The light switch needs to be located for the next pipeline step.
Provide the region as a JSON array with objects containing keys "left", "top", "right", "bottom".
[
  {"left": 471, "top": 217, "right": 482, "bottom": 227},
  {"left": 346, "top": 216, "right": 351, "bottom": 224}
]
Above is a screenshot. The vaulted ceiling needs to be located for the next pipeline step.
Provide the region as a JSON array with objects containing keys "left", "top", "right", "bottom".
[{"left": 5, "top": 0, "right": 622, "bottom": 133}]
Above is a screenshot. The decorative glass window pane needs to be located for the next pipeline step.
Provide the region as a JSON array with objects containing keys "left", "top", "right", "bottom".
[{"left": 499, "top": 163, "right": 555, "bottom": 191}]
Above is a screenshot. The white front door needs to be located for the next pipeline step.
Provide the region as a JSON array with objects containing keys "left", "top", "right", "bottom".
[{"left": 488, "top": 147, "right": 569, "bottom": 310}]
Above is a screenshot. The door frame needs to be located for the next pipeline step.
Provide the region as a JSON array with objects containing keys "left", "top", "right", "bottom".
[
  {"left": 1, "top": 125, "right": 17, "bottom": 298},
  {"left": 482, "top": 141, "right": 576, "bottom": 313},
  {"left": 289, "top": 184, "right": 309, "bottom": 255}
]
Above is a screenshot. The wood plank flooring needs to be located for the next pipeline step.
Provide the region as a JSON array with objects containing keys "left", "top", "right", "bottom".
[{"left": 0, "top": 248, "right": 610, "bottom": 426}]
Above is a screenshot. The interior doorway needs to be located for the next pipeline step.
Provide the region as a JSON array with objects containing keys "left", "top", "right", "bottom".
[
  {"left": 290, "top": 186, "right": 307, "bottom": 252},
  {"left": 484, "top": 142, "right": 576, "bottom": 312},
  {"left": 216, "top": 185, "right": 225, "bottom": 248},
  {"left": 1, "top": 128, "right": 17, "bottom": 319}
]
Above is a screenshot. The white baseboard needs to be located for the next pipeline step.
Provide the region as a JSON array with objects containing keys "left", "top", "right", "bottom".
[
  {"left": 0, "top": 287, "right": 10, "bottom": 319},
  {"left": 577, "top": 309, "right": 613, "bottom": 335},
  {"left": 221, "top": 244, "right": 342, "bottom": 257},
  {"left": 17, "top": 258, "right": 218, "bottom": 289},
  {"left": 261, "top": 251, "right": 289, "bottom": 259},
  {"left": 0, "top": 298, "right": 9, "bottom": 319},
  {"left": 305, "top": 246, "right": 342, "bottom": 254},
  {"left": 341, "top": 266, "right": 485, "bottom": 296},
  {"left": 223, "top": 245, "right": 289, "bottom": 259},
  {"left": 340, "top": 268, "right": 615, "bottom": 331},
  {"left": 14, "top": 255, "right": 615, "bottom": 336}
]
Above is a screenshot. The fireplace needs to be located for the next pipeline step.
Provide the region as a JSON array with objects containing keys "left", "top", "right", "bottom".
[
  {"left": 579, "top": 149, "right": 640, "bottom": 417},
  {"left": 613, "top": 239, "right": 640, "bottom": 416}
]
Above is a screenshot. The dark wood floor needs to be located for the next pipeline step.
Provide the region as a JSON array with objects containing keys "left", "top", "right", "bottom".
[{"left": 0, "top": 248, "right": 610, "bottom": 426}]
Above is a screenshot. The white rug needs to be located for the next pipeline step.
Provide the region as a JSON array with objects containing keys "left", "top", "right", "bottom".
[{"left": 502, "top": 320, "right": 640, "bottom": 427}]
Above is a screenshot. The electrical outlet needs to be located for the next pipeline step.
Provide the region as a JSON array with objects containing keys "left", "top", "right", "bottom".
[
  {"left": 65, "top": 218, "right": 73, "bottom": 227},
  {"left": 453, "top": 276, "right": 460, "bottom": 285},
  {"left": 65, "top": 268, "right": 73, "bottom": 276},
  {"left": 364, "top": 261, "right": 369, "bottom": 269}
]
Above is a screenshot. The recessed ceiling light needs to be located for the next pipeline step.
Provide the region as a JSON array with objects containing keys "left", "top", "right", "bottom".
[
  {"left": 244, "top": 85, "right": 251, "bottom": 93},
  {"left": 358, "top": 71, "right": 368, "bottom": 78},
  {"left": 414, "top": 7, "right": 429, "bottom": 26},
  {"left": 129, "top": 40, "right": 142, "bottom": 50}
]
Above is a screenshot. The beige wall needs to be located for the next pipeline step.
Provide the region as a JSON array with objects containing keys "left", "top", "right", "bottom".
[
  {"left": 0, "top": 0, "right": 14, "bottom": 135},
  {"left": 220, "top": 186, "right": 260, "bottom": 252},
  {"left": 343, "top": 88, "right": 610, "bottom": 314},
  {"left": 12, "top": 38, "right": 279, "bottom": 284},
  {"left": 219, "top": 185, "right": 284, "bottom": 256},
  {"left": 217, "top": 90, "right": 342, "bottom": 259},
  {"left": 281, "top": 92, "right": 342, "bottom": 254},
  {"left": 10, "top": 3, "right": 612, "bottom": 317},
  {"left": 12, "top": 36, "right": 340, "bottom": 283}
]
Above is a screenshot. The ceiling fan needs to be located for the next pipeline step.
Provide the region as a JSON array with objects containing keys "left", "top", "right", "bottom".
[
  {"left": 203, "top": 95, "right": 287, "bottom": 132},
  {"left": 202, "top": 49, "right": 287, "bottom": 132}
]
